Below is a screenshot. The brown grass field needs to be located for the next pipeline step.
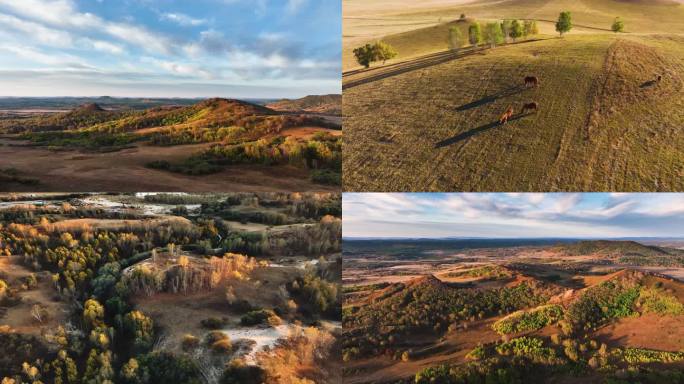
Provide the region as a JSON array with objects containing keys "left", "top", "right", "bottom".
[
  {"left": 343, "top": 0, "right": 684, "bottom": 191},
  {"left": 0, "top": 137, "right": 332, "bottom": 192}
]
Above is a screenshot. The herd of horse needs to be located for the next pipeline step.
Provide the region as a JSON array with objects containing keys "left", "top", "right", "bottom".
[{"left": 499, "top": 76, "right": 540, "bottom": 125}]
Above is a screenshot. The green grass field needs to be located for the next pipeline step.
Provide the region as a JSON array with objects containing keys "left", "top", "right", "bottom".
[{"left": 343, "top": 32, "right": 684, "bottom": 191}]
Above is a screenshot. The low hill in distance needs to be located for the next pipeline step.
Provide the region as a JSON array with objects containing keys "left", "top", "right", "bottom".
[{"left": 267, "top": 94, "right": 342, "bottom": 115}]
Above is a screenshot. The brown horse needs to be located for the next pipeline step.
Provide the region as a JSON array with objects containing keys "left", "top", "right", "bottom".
[
  {"left": 499, "top": 106, "right": 514, "bottom": 124},
  {"left": 521, "top": 102, "right": 538, "bottom": 114},
  {"left": 524, "top": 76, "right": 539, "bottom": 88}
]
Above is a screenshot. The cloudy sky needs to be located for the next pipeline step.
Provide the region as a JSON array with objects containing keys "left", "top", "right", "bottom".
[
  {"left": 343, "top": 193, "right": 684, "bottom": 239},
  {"left": 0, "top": 0, "right": 340, "bottom": 98}
]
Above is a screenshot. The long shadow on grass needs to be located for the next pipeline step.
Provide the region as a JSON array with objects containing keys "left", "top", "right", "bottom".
[
  {"left": 435, "top": 113, "right": 528, "bottom": 148},
  {"left": 640, "top": 80, "right": 657, "bottom": 88},
  {"left": 455, "top": 85, "right": 526, "bottom": 112}
]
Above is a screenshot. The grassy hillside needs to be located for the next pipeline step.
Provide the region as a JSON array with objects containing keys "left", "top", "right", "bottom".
[
  {"left": 267, "top": 94, "right": 342, "bottom": 115},
  {"left": 343, "top": 34, "right": 684, "bottom": 191},
  {"left": 343, "top": 0, "right": 684, "bottom": 69},
  {"left": 556, "top": 240, "right": 674, "bottom": 256},
  {"left": 555, "top": 240, "right": 684, "bottom": 267},
  {"left": 344, "top": 267, "right": 684, "bottom": 383},
  {"left": 0, "top": 98, "right": 342, "bottom": 185}
]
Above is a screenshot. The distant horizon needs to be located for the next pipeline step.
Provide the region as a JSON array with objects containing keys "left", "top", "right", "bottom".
[
  {"left": 0, "top": 94, "right": 339, "bottom": 100},
  {"left": 343, "top": 193, "right": 684, "bottom": 239}
]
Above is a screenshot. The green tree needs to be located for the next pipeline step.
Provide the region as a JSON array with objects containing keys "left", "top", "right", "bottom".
[
  {"left": 353, "top": 44, "right": 376, "bottom": 68},
  {"left": 501, "top": 19, "right": 512, "bottom": 41},
  {"left": 523, "top": 20, "right": 539, "bottom": 37},
  {"left": 510, "top": 19, "right": 523, "bottom": 42},
  {"left": 612, "top": 17, "right": 625, "bottom": 33},
  {"left": 556, "top": 11, "right": 573, "bottom": 37},
  {"left": 485, "top": 22, "right": 504, "bottom": 47},
  {"left": 448, "top": 26, "right": 464, "bottom": 50},
  {"left": 373, "top": 41, "right": 397, "bottom": 64},
  {"left": 468, "top": 23, "right": 482, "bottom": 46}
]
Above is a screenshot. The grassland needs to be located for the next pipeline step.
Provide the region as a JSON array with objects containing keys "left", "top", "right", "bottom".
[
  {"left": 343, "top": 0, "right": 684, "bottom": 191},
  {"left": 344, "top": 33, "right": 684, "bottom": 191}
]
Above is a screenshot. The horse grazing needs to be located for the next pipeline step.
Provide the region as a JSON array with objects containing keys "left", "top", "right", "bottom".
[
  {"left": 499, "top": 106, "right": 514, "bottom": 125},
  {"left": 521, "top": 102, "right": 538, "bottom": 114},
  {"left": 524, "top": 76, "right": 540, "bottom": 88}
]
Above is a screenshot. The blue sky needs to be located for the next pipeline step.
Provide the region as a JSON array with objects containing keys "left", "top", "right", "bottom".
[
  {"left": 343, "top": 193, "right": 684, "bottom": 239},
  {"left": 0, "top": 0, "right": 340, "bottom": 98}
]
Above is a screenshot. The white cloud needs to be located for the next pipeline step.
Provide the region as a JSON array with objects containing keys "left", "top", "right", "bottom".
[
  {"left": 160, "top": 12, "right": 207, "bottom": 27},
  {"left": 0, "top": 12, "right": 73, "bottom": 47},
  {"left": 0, "top": 43, "right": 90, "bottom": 67},
  {"left": 286, "top": 0, "right": 308, "bottom": 14},
  {"left": 0, "top": 0, "right": 174, "bottom": 54}
]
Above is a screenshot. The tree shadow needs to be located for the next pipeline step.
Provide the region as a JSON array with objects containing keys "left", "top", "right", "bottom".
[
  {"left": 640, "top": 80, "right": 657, "bottom": 88},
  {"left": 455, "top": 85, "right": 526, "bottom": 111},
  {"left": 435, "top": 113, "right": 528, "bottom": 148}
]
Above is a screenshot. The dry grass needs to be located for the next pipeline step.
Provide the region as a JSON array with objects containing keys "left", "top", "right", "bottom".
[
  {"left": 343, "top": 34, "right": 684, "bottom": 191},
  {"left": 343, "top": 0, "right": 684, "bottom": 69},
  {"left": 0, "top": 256, "right": 68, "bottom": 336}
]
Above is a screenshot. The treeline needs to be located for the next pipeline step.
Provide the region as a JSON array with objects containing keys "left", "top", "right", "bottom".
[
  {"left": 222, "top": 215, "right": 342, "bottom": 256},
  {"left": 147, "top": 133, "right": 342, "bottom": 184},
  {"left": 123, "top": 252, "right": 261, "bottom": 296},
  {"left": 147, "top": 114, "right": 338, "bottom": 146}
]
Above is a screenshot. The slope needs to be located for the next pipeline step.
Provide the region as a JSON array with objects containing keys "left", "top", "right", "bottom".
[{"left": 343, "top": 34, "right": 684, "bottom": 191}]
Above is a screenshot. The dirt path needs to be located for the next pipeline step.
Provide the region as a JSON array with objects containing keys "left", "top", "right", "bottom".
[{"left": 0, "top": 138, "right": 334, "bottom": 192}]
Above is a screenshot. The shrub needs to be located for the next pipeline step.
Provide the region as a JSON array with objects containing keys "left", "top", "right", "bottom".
[
  {"left": 492, "top": 305, "right": 563, "bottom": 335},
  {"left": 466, "top": 344, "right": 486, "bottom": 360},
  {"left": 201, "top": 317, "right": 228, "bottom": 329},
  {"left": 638, "top": 287, "right": 684, "bottom": 316},
  {"left": 181, "top": 334, "right": 200, "bottom": 351},
  {"left": 205, "top": 331, "right": 229, "bottom": 345},
  {"left": 240, "top": 309, "right": 281, "bottom": 327},
  {"left": 211, "top": 339, "right": 232, "bottom": 354}
]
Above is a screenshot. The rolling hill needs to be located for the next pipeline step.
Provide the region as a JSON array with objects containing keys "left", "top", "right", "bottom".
[
  {"left": 343, "top": 31, "right": 684, "bottom": 191},
  {"left": 0, "top": 97, "right": 342, "bottom": 191},
  {"left": 267, "top": 94, "right": 342, "bottom": 115},
  {"left": 343, "top": 265, "right": 684, "bottom": 383},
  {"left": 343, "top": 0, "right": 684, "bottom": 70}
]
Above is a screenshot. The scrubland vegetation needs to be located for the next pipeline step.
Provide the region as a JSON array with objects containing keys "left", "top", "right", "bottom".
[
  {"left": 343, "top": 238, "right": 684, "bottom": 384},
  {"left": 0, "top": 193, "right": 341, "bottom": 383},
  {"left": 0, "top": 96, "right": 341, "bottom": 189}
]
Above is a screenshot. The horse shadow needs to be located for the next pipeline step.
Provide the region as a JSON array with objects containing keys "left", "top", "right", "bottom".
[
  {"left": 435, "top": 113, "right": 529, "bottom": 148},
  {"left": 455, "top": 85, "right": 526, "bottom": 112},
  {"left": 640, "top": 80, "right": 657, "bottom": 88}
]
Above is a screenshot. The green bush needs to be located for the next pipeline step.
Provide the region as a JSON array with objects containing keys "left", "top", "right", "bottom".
[
  {"left": 638, "top": 287, "right": 684, "bottom": 316},
  {"left": 492, "top": 305, "right": 563, "bottom": 335}
]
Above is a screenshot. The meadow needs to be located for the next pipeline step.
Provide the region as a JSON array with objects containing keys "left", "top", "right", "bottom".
[{"left": 342, "top": 0, "right": 684, "bottom": 191}]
